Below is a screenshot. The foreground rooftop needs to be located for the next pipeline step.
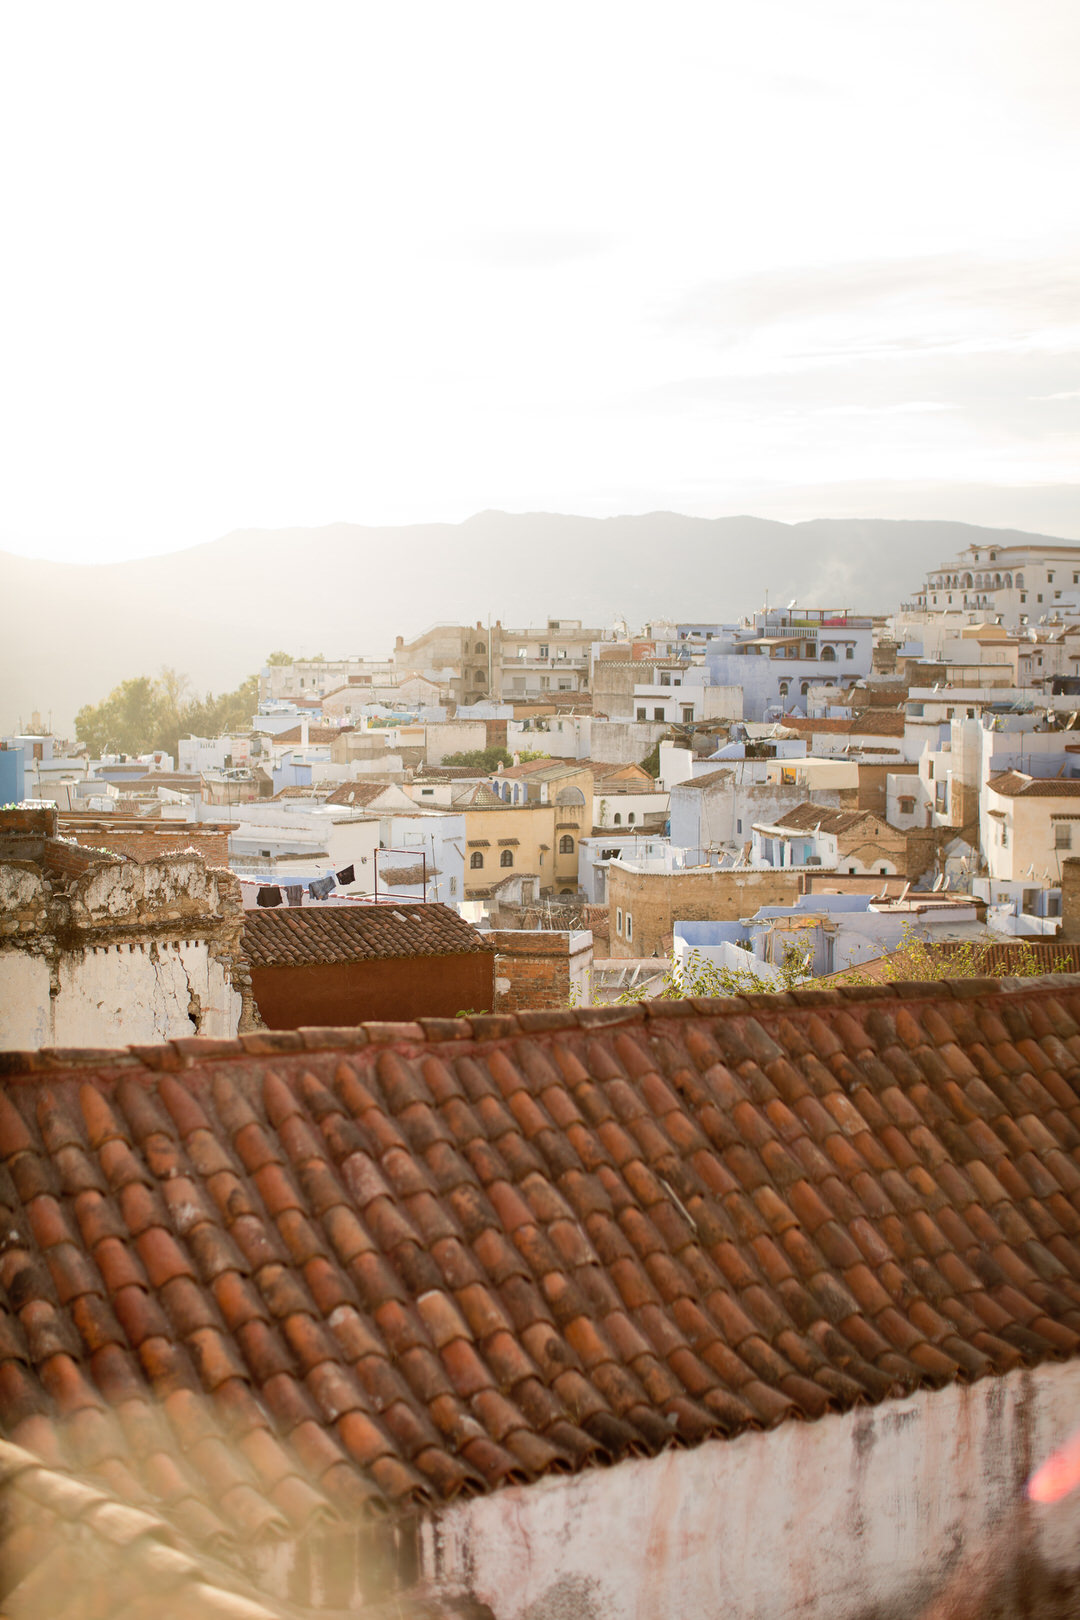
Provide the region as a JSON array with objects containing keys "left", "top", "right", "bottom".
[{"left": 2, "top": 977, "right": 1080, "bottom": 1551}]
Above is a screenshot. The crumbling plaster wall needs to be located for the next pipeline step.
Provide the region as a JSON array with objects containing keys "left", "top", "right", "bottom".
[
  {"left": 0, "top": 851, "right": 248, "bottom": 1049},
  {"left": 424, "top": 1361, "right": 1080, "bottom": 1620}
]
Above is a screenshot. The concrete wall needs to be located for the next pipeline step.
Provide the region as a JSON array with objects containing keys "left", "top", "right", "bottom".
[
  {"left": 424, "top": 1361, "right": 1080, "bottom": 1620},
  {"left": 589, "top": 721, "right": 671, "bottom": 766}
]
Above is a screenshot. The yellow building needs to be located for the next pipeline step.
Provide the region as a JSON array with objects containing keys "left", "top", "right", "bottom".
[{"left": 463, "top": 796, "right": 587, "bottom": 898}]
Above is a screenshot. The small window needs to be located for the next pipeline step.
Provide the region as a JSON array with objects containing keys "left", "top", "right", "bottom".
[
  {"left": 1049, "top": 572, "right": 1055, "bottom": 583},
  {"left": 636, "top": 707, "right": 647, "bottom": 720},
  {"left": 654, "top": 707, "right": 664, "bottom": 721},
  {"left": 616, "top": 907, "right": 623, "bottom": 936},
  {"left": 681, "top": 706, "right": 694, "bottom": 723},
  {"left": 421, "top": 787, "right": 434, "bottom": 796},
  {"left": 625, "top": 913, "right": 633, "bottom": 943},
  {"left": 898, "top": 797, "right": 915, "bottom": 816},
  {"left": 627, "top": 812, "right": 636, "bottom": 825},
  {"left": 614, "top": 813, "right": 622, "bottom": 825},
  {"left": 736, "top": 818, "right": 742, "bottom": 834},
  {"left": 539, "top": 644, "right": 549, "bottom": 658},
  {"left": 559, "top": 834, "right": 575, "bottom": 854},
  {"left": 1000, "top": 824, "right": 1009, "bottom": 847},
  {"left": 845, "top": 645, "right": 854, "bottom": 659},
  {"left": 500, "top": 849, "right": 513, "bottom": 867},
  {"left": 470, "top": 851, "right": 484, "bottom": 869},
  {"left": 474, "top": 670, "right": 485, "bottom": 684},
  {"left": 1055, "top": 824, "right": 1072, "bottom": 850},
  {"left": 449, "top": 877, "right": 457, "bottom": 895}
]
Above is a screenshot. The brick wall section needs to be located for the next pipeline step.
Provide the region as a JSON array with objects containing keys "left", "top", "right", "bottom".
[
  {"left": 491, "top": 929, "right": 592, "bottom": 1011},
  {"left": 606, "top": 866, "right": 805, "bottom": 959},
  {"left": 1061, "top": 858, "right": 1080, "bottom": 941},
  {"left": 71, "top": 830, "right": 231, "bottom": 867}
]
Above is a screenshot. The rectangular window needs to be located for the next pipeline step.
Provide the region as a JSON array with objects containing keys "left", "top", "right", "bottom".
[
  {"left": 736, "top": 818, "right": 742, "bottom": 834},
  {"left": 1049, "top": 572, "right": 1055, "bottom": 582},
  {"left": 899, "top": 797, "right": 915, "bottom": 815},
  {"left": 1055, "top": 824, "right": 1072, "bottom": 849},
  {"left": 1021, "top": 593, "right": 1027, "bottom": 603},
  {"left": 1000, "top": 824, "right": 1009, "bottom": 847},
  {"left": 654, "top": 707, "right": 664, "bottom": 721},
  {"left": 625, "top": 912, "right": 633, "bottom": 943},
  {"left": 681, "top": 706, "right": 695, "bottom": 723},
  {"left": 616, "top": 907, "right": 623, "bottom": 935},
  {"left": 539, "top": 644, "right": 549, "bottom": 659},
  {"left": 636, "top": 707, "right": 647, "bottom": 720},
  {"left": 845, "top": 646, "right": 854, "bottom": 659}
]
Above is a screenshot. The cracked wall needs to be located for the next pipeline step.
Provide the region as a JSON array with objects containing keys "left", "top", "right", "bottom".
[{"left": 0, "top": 840, "right": 247, "bottom": 1050}]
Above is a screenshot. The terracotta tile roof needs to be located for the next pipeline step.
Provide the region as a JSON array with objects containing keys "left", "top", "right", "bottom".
[
  {"left": 268, "top": 726, "right": 347, "bottom": 746},
  {"left": 376, "top": 864, "right": 441, "bottom": 888},
  {"left": 244, "top": 904, "right": 491, "bottom": 966},
  {"left": 989, "top": 772, "right": 1080, "bottom": 798},
  {"left": 786, "top": 712, "right": 906, "bottom": 737},
  {"left": 5, "top": 978, "right": 1080, "bottom": 1539},
  {"left": 324, "top": 782, "right": 393, "bottom": 808},
  {"left": 763, "top": 802, "right": 877, "bottom": 834},
  {"left": 0, "top": 1435, "right": 293, "bottom": 1619},
  {"left": 674, "top": 769, "right": 733, "bottom": 791}
]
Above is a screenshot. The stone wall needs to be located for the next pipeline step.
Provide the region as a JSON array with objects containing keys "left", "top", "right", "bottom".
[
  {"left": 1061, "top": 857, "right": 1080, "bottom": 941},
  {"left": 70, "top": 829, "right": 230, "bottom": 867},
  {"left": 606, "top": 865, "right": 805, "bottom": 959},
  {"left": 491, "top": 929, "right": 594, "bottom": 1011}
]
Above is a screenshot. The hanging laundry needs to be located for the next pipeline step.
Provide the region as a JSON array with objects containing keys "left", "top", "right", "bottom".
[
  {"left": 308, "top": 875, "right": 335, "bottom": 900},
  {"left": 257, "top": 886, "right": 282, "bottom": 907},
  {"left": 336, "top": 864, "right": 355, "bottom": 886},
  {"left": 285, "top": 884, "right": 303, "bottom": 907}
]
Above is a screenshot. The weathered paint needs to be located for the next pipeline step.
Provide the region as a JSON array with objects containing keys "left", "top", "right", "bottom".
[{"left": 423, "top": 1363, "right": 1080, "bottom": 1620}]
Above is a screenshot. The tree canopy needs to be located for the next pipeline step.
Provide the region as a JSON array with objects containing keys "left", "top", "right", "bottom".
[{"left": 75, "top": 667, "right": 259, "bottom": 759}]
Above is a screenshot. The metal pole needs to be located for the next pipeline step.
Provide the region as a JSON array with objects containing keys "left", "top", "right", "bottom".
[{"left": 422, "top": 850, "right": 427, "bottom": 902}]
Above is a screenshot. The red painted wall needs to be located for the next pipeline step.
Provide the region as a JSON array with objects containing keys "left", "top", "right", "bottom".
[{"left": 250, "top": 952, "right": 494, "bottom": 1029}]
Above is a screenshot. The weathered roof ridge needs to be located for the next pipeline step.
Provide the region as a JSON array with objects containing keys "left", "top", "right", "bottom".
[{"left": 2, "top": 973, "right": 1078, "bottom": 1077}]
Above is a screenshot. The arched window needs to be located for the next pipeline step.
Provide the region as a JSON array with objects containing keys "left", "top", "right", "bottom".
[
  {"left": 821, "top": 645, "right": 836, "bottom": 662},
  {"left": 613, "top": 812, "right": 622, "bottom": 825},
  {"left": 500, "top": 849, "right": 513, "bottom": 867},
  {"left": 559, "top": 834, "right": 575, "bottom": 854},
  {"left": 627, "top": 812, "right": 636, "bottom": 825},
  {"left": 475, "top": 642, "right": 486, "bottom": 654},
  {"left": 778, "top": 680, "right": 790, "bottom": 697},
  {"left": 1004, "top": 573, "right": 1012, "bottom": 587},
  {"left": 1016, "top": 573, "right": 1024, "bottom": 587},
  {"left": 801, "top": 681, "right": 810, "bottom": 695},
  {"left": 470, "top": 851, "right": 484, "bottom": 869},
  {"left": 474, "top": 670, "right": 485, "bottom": 684}
]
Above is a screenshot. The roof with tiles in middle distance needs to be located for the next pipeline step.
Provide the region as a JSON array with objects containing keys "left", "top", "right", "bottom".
[
  {"left": 3, "top": 980, "right": 1080, "bottom": 1547},
  {"left": 988, "top": 772, "right": 1080, "bottom": 797},
  {"left": 784, "top": 712, "right": 906, "bottom": 737},
  {"left": 243, "top": 904, "right": 493, "bottom": 967},
  {"left": 759, "top": 802, "right": 882, "bottom": 834}
]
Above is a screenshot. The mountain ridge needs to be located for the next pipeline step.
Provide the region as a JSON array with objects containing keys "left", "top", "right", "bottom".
[{"left": 4, "top": 512, "right": 1078, "bottom": 735}]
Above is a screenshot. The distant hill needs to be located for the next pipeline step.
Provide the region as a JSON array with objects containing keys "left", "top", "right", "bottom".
[{"left": 3, "top": 512, "right": 1077, "bottom": 735}]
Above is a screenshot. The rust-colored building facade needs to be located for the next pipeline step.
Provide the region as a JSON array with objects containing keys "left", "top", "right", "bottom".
[{"left": 244, "top": 903, "right": 495, "bottom": 1026}]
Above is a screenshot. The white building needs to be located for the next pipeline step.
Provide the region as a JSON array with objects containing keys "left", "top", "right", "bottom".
[{"left": 900, "top": 538, "right": 1080, "bottom": 633}]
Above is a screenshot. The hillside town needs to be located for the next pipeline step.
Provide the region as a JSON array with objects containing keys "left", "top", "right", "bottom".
[
  {"left": 7, "top": 535, "right": 1080, "bottom": 1045},
  {"left": 6, "top": 540, "right": 1080, "bottom": 1618}
]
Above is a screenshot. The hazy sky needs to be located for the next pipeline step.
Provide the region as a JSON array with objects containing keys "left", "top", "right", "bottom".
[{"left": 2, "top": 0, "right": 1078, "bottom": 562}]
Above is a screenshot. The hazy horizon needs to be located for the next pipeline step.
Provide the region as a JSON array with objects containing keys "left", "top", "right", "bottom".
[{"left": 2, "top": 1, "right": 1079, "bottom": 566}]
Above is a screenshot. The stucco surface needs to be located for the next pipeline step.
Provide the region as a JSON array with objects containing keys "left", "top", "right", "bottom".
[{"left": 427, "top": 1362, "right": 1080, "bottom": 1620}]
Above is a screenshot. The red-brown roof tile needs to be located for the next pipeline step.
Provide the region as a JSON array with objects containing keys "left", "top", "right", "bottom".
[
  {"left": 3, "top": 976, "right": 1080, "bottom": 1542},
  {"left": 243, "top": 904, "right": 494, "bottom": 968}
]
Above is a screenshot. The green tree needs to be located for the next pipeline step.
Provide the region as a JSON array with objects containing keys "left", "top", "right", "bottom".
[
  {"left": 835, "top": 927, "right": 1073, "bottom": 984},
  {"left": 442, "top": 746, "right": 513, "bottom": 770},
  {"left": 265, "top": 650, "right": 294, "bottom": 665},
  {"left": 75, "top": 670, "right": 260, "bottom": 760},
  {"left": 639, "top": 741, "right": 662, "bottom": 780}
]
